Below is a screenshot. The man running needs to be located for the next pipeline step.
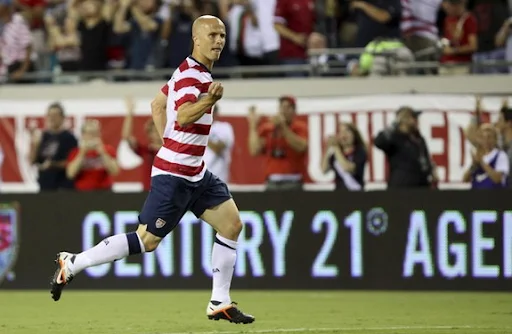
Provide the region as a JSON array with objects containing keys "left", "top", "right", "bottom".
[{"left": 50, "top": 15, "right": 255, "bottom": 325}]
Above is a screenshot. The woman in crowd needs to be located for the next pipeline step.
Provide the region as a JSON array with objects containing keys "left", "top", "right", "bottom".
[{"left": 321, "top": 122, "right": 367, "bottom": 191}]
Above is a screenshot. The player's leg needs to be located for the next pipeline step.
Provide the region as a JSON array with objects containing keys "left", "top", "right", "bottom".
[
  {"left": 50, "top": 175, "right": 189, "bottom": 301},
  {"left": 191, "top": 171, "right": 254, "bottom": 324}
]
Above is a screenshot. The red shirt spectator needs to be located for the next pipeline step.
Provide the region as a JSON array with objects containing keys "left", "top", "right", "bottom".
[
  {"left": 16, "top": 0, "right": 46, "bottom": 29},
  {"left": 67, "top": 145, "right": 117, "bottom": 191},
  {"left": 258, "top": 118, "right": 308, "bottom": 178},
  {"left": 441, "top": 12, "right": 478, "bottom": 63},
  {"left": 274, "top": 0, "right": 315, "bottom": 59}
]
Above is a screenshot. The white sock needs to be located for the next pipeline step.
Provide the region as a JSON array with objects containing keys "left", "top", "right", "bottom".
[
  {"left": 210, "top": 233, "right": 237, "bottom": 304},
  {"left": 69, "top": 232, "right": 145, "bottom": 275}
]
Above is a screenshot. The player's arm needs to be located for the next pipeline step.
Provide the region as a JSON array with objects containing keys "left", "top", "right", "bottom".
[
  {"left": 151, "top": 91, "right": 167, "bottom": 143},
  {"left": 177, "top": 82, "right": 223, "bottom": 127}
]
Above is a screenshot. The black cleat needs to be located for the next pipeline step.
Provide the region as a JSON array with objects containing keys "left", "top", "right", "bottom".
[
  {"left": 207, "top": 301, "right": 255, "bottom": 324},
  {"left": 50, "top": 252, "right": 74, "bottom": 301}
]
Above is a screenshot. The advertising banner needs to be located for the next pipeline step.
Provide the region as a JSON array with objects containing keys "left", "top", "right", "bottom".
[
  {"left": 0, "top": 94, "right": 509, "bottom": 192},
  {"left": 0, "top": 190, "right": 511, "bottom": 290}
]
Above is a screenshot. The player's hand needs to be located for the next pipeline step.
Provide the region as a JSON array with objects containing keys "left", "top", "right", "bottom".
[{"left": 208, "top": 82, "right": 224, "bottom": 103}]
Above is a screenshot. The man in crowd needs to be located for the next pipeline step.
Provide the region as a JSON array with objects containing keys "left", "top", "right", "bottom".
[
  {"left": 66, "top": 119, "right": 119, "bottom": 191},
  {"left": 374, "top": 106, "right": 437, "bottom": 188},
  {"left": 29, "top": 103, "right": 78, "bottom": 191},
  {"left": 248, "top": 95, "right": 308, "bottom": 191},
  {"left": 204, "top": 106, "right": 235, "bottom": 183}
]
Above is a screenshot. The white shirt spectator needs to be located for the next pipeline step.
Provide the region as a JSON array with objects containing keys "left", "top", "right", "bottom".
[
  {"left": 252, "top": 0, "right": 280, "bottom": 54},
  {"left": 0, "top": 13, "right": 37, "bottom": 67},
  {"left": 228, "top": 4, "right": 264, "bottom": 57},
  {"left": 204, "top": 121, "right": 235, "bottom": 183},
  {"left": 401, "top": 0, "right": 442, "bottom": 41}
]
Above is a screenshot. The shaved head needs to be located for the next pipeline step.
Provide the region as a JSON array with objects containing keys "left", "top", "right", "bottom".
[
  {"left": 191, "top": 15, "right": 226, "bottom": 67},
  {"left": 192, "top": 15, "right": 224, "bottom": 37}
]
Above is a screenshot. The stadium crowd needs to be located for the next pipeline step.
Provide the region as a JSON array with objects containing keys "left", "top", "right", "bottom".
[
  {"left": 0, "top": 0, "right": 512, "bottom": 81},
  {"left": 7, "top": 94, "right": 508, "bottom": 192}
]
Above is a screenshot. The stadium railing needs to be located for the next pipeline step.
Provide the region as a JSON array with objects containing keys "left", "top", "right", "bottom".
[{"left": 2, "top": 47, "right": 511, "bottom": 83}]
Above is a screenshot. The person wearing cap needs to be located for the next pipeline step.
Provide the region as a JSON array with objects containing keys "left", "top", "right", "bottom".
[
  {"left": 374, "top": 106, "right": 436, "bottom": 188},
  {"left": 247, "top": 95, "right": 308, "bottom": 191},
  {"left": 462, "top": 123, "right": 509, "bottom": 189},
  {"left": 496, "top": 103, "right": 512, "bottom": 188}
]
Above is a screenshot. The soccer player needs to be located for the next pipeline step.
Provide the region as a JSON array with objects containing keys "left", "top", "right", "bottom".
[{"left": 50, "top": 15, "right": 255, "bottom": 325}]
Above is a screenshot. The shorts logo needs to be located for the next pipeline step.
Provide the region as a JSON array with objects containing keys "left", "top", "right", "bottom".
[
  {"left": 0, "top": 203, "right": 20, "bottom": 286},
  {"left": 155, "top": 218, "right": 166, "bottom": 228}
]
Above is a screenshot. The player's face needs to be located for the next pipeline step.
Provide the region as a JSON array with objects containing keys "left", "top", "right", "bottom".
[{"left": 198, "top": 21, "right": 226, "bottom": 61}]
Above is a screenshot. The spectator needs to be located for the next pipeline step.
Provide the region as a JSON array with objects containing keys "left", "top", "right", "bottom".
[
  {"left": 204, "top": 106, "right": 235, "bottom": 183},
  {"left": 463, "top": 124, "right": 509, "bottom": 188},
  {"left": 67, "top": 0, "right": 114, "bottom": 72},
  {"left": 321, "top": 122, "right": 367, "bottom": 191},
  {"left": 28, "top": 103, "right": 78, "bottom": 191},
  {"left": 274, "top": 0, "right": 319, "bottom": 73},
  {"left": 228, "top": 0, "right": 264, "bottom": 66},
  {"left": 113, "top": 0, "right": 162, "bottom": 70},
  {"left": 471, "top": 0, "right": 509, "bottom": 74},
  {"left": 44, "top": 13, "right": 81, "bottom": 72},
  {"left": 495, "top": 102, "right": 512, "bottom": 187},
  {"left": 252, "top": 0, "right": 281, "bottom": 65},
  {"left": 166, "top": 0, "right": 200, "bottom": 69},
  {"left": 350, "top": 0, "right": 402, "bottom": 48},
  {"left": 495, "top": 16, "right": 512, "bottom": 73},
  {"left": 248, "top": 96, "right": 308, "bottom": 191},
  {"left": 374, "top": 106, "right": 436, "bottom": 188},
  {"left": 66, "top": 119, "right": 119, "bottom": 191},
  {"left": 121, "top": 96, "right": 161, "bottom": 191},
  {"left": 0, "top": 0, "right": 36, "bottom": 83},
  {"left": 401, "top": 0, "right": 443, "bottom": 73},
  {"left": 439, "top": 0, "right": 478, "bottom": 75}
]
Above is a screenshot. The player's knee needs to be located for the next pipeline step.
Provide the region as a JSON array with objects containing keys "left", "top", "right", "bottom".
[
  {"left": 136, "top": 228, "right": 161, "bottom": 252},
  {"left": 221, "top": 217, "right": 243, "bottom": 239}
]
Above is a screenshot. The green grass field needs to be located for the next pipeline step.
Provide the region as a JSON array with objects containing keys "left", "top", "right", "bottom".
[{"left": 0, "top": 291, "right": 510, "bottom": 334}]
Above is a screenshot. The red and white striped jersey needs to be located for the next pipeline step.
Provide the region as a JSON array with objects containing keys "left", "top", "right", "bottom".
[
  {"left": 401, "top": 0, "right": 442, "bottom": 41},
  {"left": 0, "top": 14, "right": 34, "bottom": 67},
  {"left": 152, "top": 56, "right": 213, "bottom": 182}
]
